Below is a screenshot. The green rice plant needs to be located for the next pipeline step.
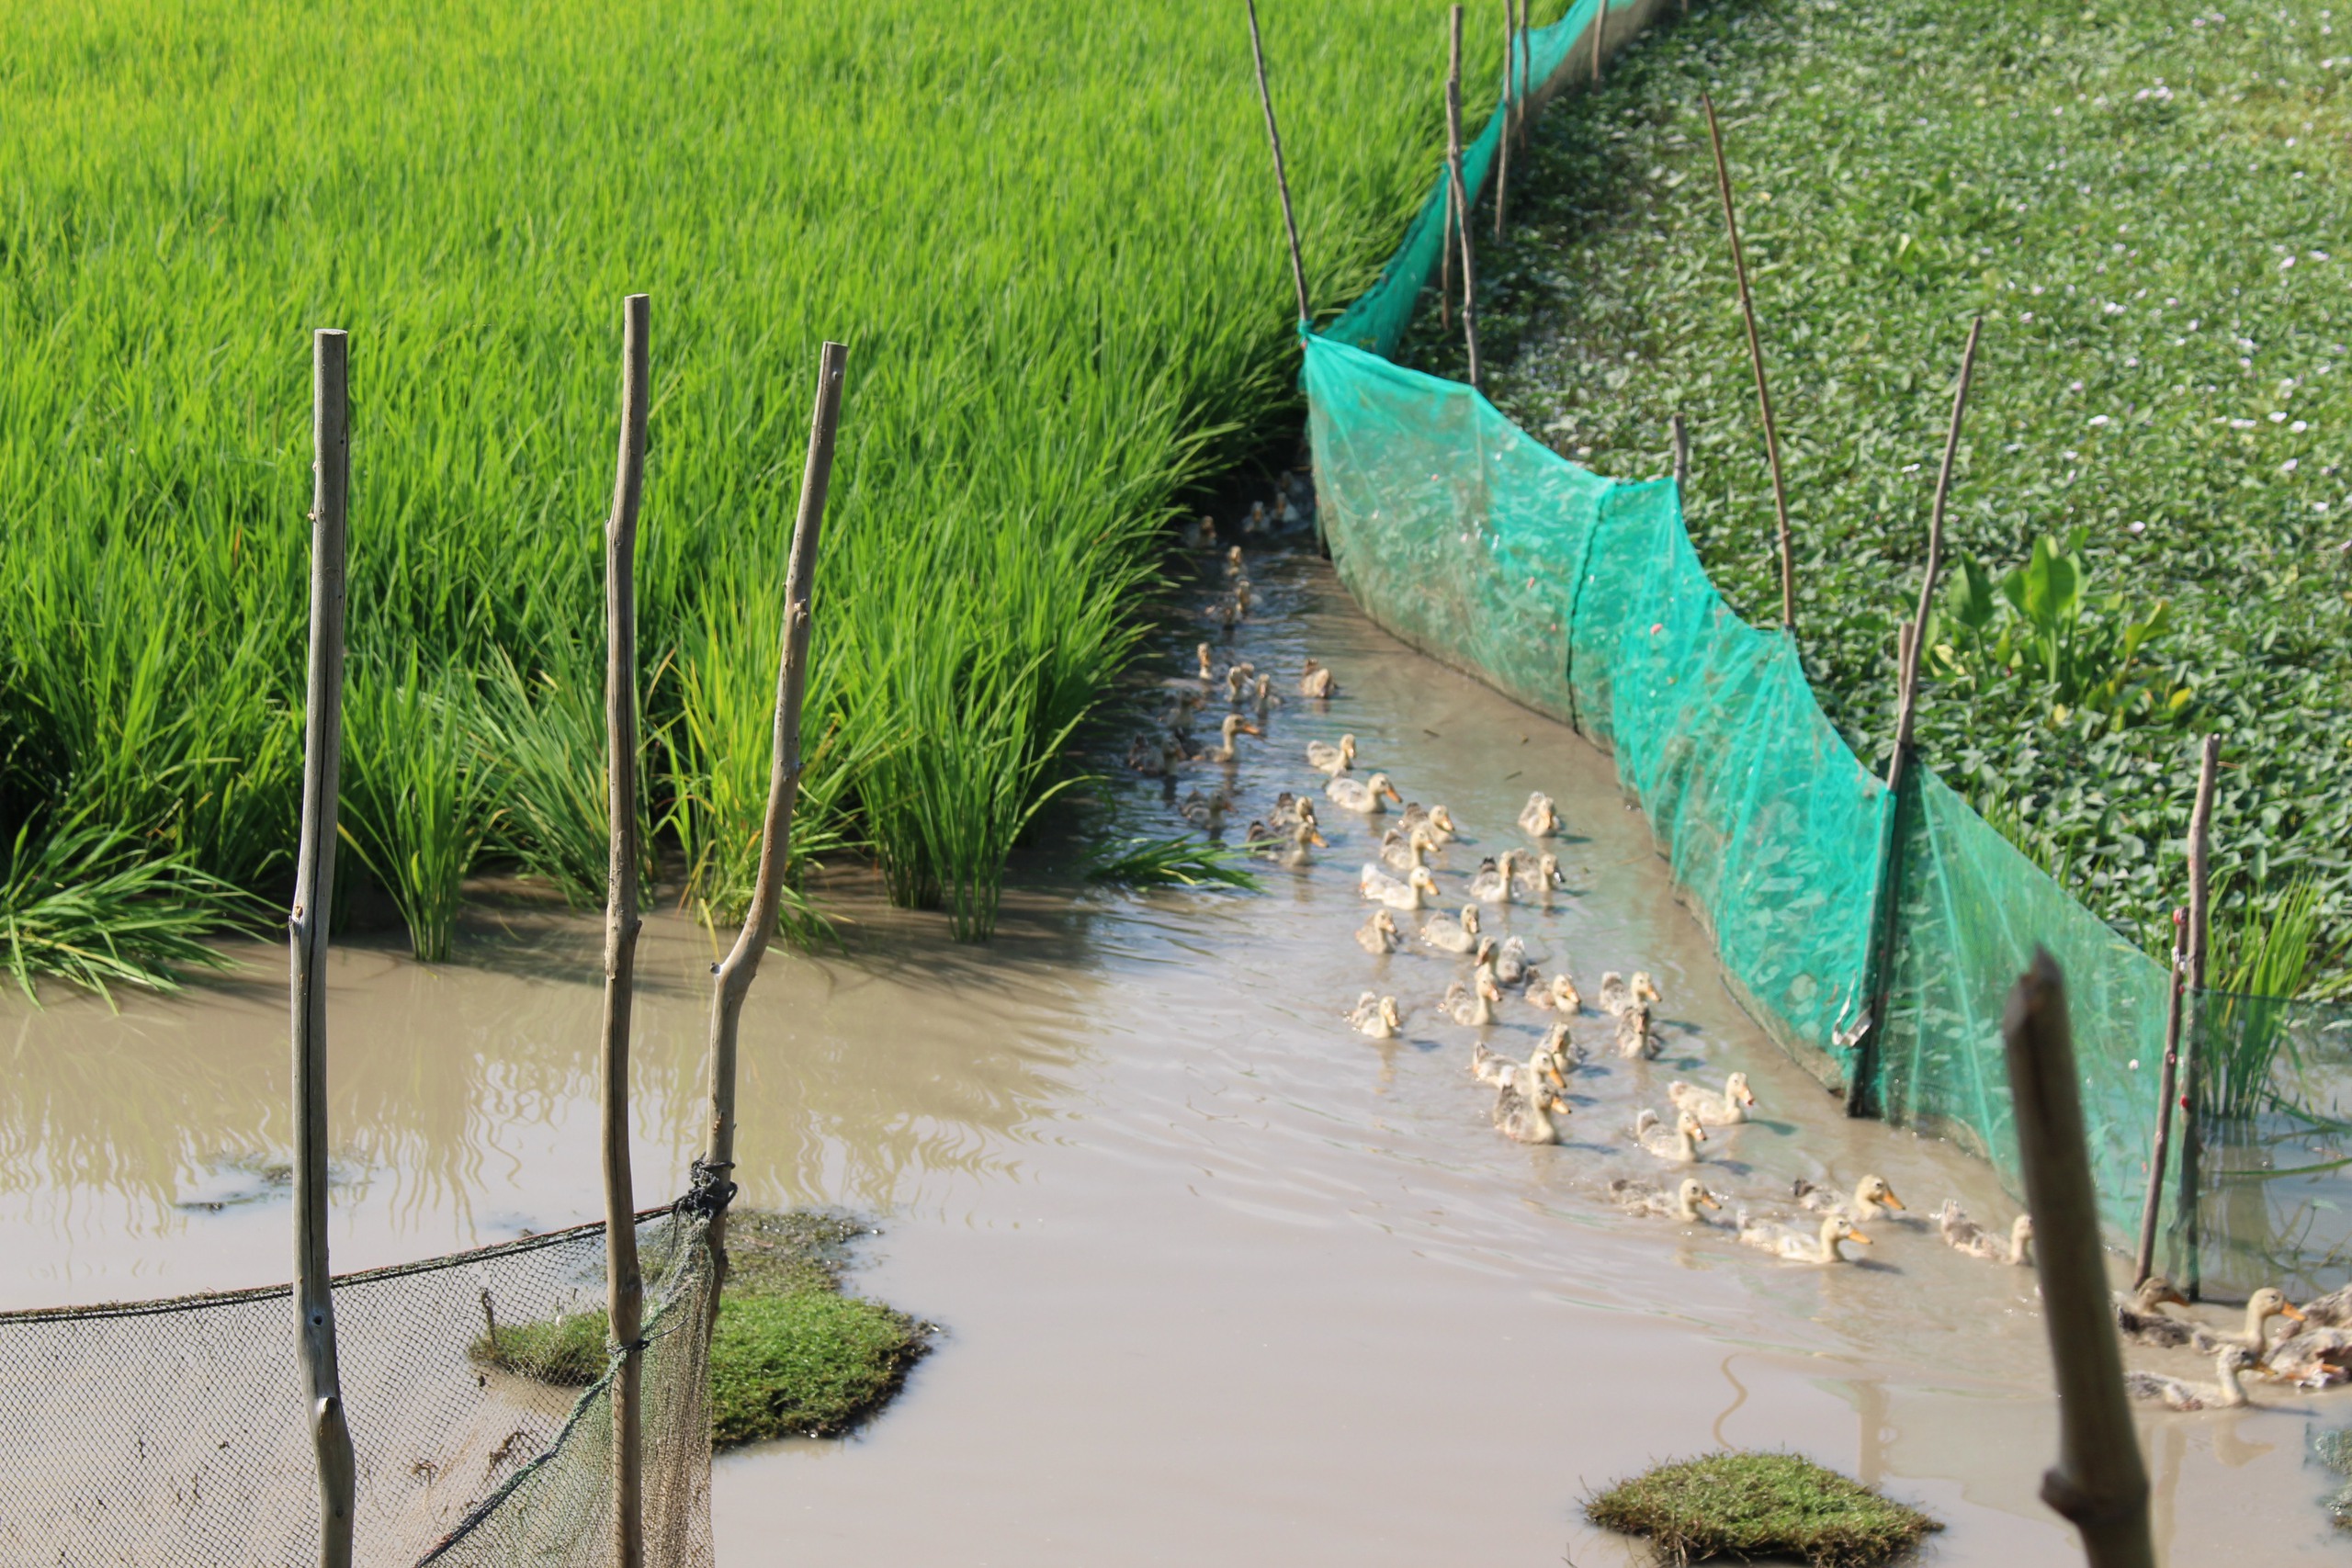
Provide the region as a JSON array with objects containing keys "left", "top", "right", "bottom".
[
  {"left": 1084, "top": 835, "right": 1262, "bottom": 890},
  {"left": 2203, "top": 875, "right": 2324, "bottom": 1120},
  {"left": 1586, "top": 1451, "right": 1940, "bottom": 1568},
  {"left": 0, "top": 811, "right": 250, "bottom": 1005},
  {"left": 470, "top": 645, "right": 650, "bottom": 908},
  {"left": 338, "top": 653, "right": 495, "bottom": 962}
]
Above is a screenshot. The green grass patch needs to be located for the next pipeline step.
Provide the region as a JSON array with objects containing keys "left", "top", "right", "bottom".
[
  {"left": 1413, "top": 0, "right": 2352, "bottom": 991},
  {"left": 1084, "top": 834, "right": 1263, "bottom": 890},
  {"left": 1586, "top": 1451, "right": 1940, "bottom": 1568}
]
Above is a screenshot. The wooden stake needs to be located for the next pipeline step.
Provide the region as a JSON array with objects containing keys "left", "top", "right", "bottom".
[
  {"left": 1887, "top": 316, "right": 1982, "bottom": 795},
  {"left": 2133, "top": 908, "right": 2188, "bottom": 1289},
  {"left": 2002, "top": 953, "right": 2157, "bottom": 1568},
  {"left": 1516, "top": 0, "right": 1531, "bottom": 141},
  {"left": 600, "top": 293, "right": 650, "bottom": 1568},
  {"left": 1245, "top": 0, "right": 1313, "bottom": 328},
  {"left": 1591, "top": 0, "right": 1606, "bottom": 84},
  {"left": 1702, "top": 94, "right": 1795, "bottom": 634},
  {"left": 2176, "top": 733, "right": 2221, "bottom": 1296},
  {"left": 1670, "top": 413, "right": 1690, "bottom": 491},
  {"left": 1448, "top": 6, "right": 1482, "bottom": 389},
  {"left": 704, "top": 341, "right": 848, "bottom": 1279},
  {"left": 291, "top": 326, "right": 357, "bottom": 1568},
  {"left": 1494, "top": 0, "right": 1512, "bottom": 240}
]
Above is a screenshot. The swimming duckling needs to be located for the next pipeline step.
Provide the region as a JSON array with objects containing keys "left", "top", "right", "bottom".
[
  {"left": 1613, "top": 1002, "right": 1658, "bottom": 1060},
  {"left": 1535, "top": 1020, "right": 1585, "bottom": 1076},
  {"left": 2114, "top": 1276, "right": 2198, "bottom": 1348},
  {"left": 1934, "top": 1201, "right": 2034, "bottom": 1266},
  {"left": 1359, "top": 863, "right": 1441, "bottom": 911},
  {"left": 1223, "top": 662, "right": 1256, "bottom": 706},
  {"left": 1419, "top": 904, "right": 1482, "bottom": 954},
  {"left": 1598, "top": 970, "right": 1663, "bottom": 1017},
  {"left": 1268, "top": 793, "right": 1317, "bottom": 829},
  {"left": 1177, "top": 789, "right": 1229, "bottom": 834},
  {"left": 1203, "top": 597, "right": 1239, "bottom": 634},
  {"left": 2125, "top": 1345, "right": 2256, "bottom": 1411},
  {"left": 1194, "top": 643, "right": 1216, "bottom": 682},
  {"left": 1490, "top": 934, "right": 1535, "bottom": 987},
  {"left": 1792, "top": 1174, "right": 1905, "bottom": 1224},
  {"left": 1633, "top": 1107, "right": 1708, "bottom": 1164},
  {"left": 1518, "top": 791, "right": 1560, "bottom": 838},
  {"left": 1527, "top": 972, "right": 1584, "bottom": 1012},
  {"left": 1493, "top": 1077, "right": 1572, "bottom": 1145},
  {"left": 1441, "top": 969, "right": 1505, "bottom": 1028},
  {"left": 1327, "top": 772, "right": 1402, "bottom": 814},
  {"left": 1299, "top": 659, "right": 1340, "bottom": 699},
  {"left": 1306, "top": 733, "right": 1357, "bottom": 775},
  {"left": 1224, "top": 544, "right": 1245, "bottom": 578},
  {"left": 1468, "top": 851, "right": 1521, "bottom": 904},
  {"left": 1127, "top": 733, "right": 1185, "bottom": 778},
  {"left": 1268, "top": 818, "right": 1326, "bottom": 867},
  {"left": 1345, "top": 992, "right": 1404, "bottom": 1040},
  {"left": 1738, "top": 1212, "right": 1871, "bottom": 1264},
  {"left": 2191, "top": 1287, "right": 2305, "bottom": 1355},
  {"left": 1198, "top": 713, "right": 1260, "bottom": 765},
  {"left": 1178, "top": 514, "right": 1217, "bottom": 550},
  {"left": 1354, "top": 908, "right": 1404, "bottom": 955},
  {"left": 1667, "top": 1073, "right": 1756, "bottom": 1126},
  {"left": 1251, "top": 672, "right": 1280, "bottom": 715},
  {"left": 1379, "top": 825, "right": 1440, "bottom": 873},
  {"left": 2262, "top": 1325, "right": 2352, "bottom": 1389},
  {"left": 1470, "top": 1040, "right": 1567, "bottom": 1092},
  {"left": 1610, "top": 1176, "right": 1723, "bottom": 1224},
  {"left": 1397, "top": 801, "right": 1458, "bottom": 844}
]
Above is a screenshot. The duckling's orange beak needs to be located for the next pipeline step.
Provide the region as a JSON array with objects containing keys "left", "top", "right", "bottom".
[
  {"left": 1846, "top": 1229, "right": 1874, "bottom": 1246},
  {"left": 1382, "top": 781, "right": 1403, "bottom": 803},
  {"left": 2285, "top": 1303, "right": 2308, "bottom": 1322},
  {"left": 1240, "top": 724, "right": 1261, "bottom": 736},
  {"left": 1309, "top": 830, "right": 1329, "bottom": 847},
  {"left": 1740, "top": 1088, "right": 1758, "bottom": 1106},
  {"left": 1699, "top": 1192, "right": 1722, "bottom": 1210},
  {"left": 1881, "top": 1189, "right": 1905, "bottom": 1212}
]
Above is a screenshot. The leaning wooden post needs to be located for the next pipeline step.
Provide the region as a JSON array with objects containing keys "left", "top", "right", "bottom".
[
  {"left": 2133, "top": 908, "right": 2188, "bottom": 1289},
  {"left": 2176, "top": 733, "right": 2221, "bottom": 1297},
  {"left": 1245, "top": 0, "right": 1313, "bottom": 328},
  {"left": 290, "top": 327, "right": 358, "bottom": 1568},
  {"left": 1670, "top": 413, "right": 1690, "bottom": 491},
  {"left": 1702, "top": 94, "right": 1795, "bottom": 635},
  {"left": 2003, "top": 953, "right": 2157, "bottom": 1568},
  {"left": 1887, "top": 315, "right": 1982, "bottom": 795},
  {"left": 599, "top": 293, "right": 650, "bottom": 1568},
  {"left": 703, "top": 341, "right": 848, "bottom": 1281},
  {"left": 1447, "top": 6, "right": 1482, "bottom": 389},
  {"left": 1494, "top": 0, "right": 1513, "bottom": 240}
]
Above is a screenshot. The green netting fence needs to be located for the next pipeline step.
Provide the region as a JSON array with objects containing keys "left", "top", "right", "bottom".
[{"left": 1303, "top": 0, "right": 2305, "bottom": 1275}]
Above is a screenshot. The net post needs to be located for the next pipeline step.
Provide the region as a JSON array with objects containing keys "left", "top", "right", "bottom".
[
  {"left": 2132, "top": 908, "right": 2188, "bottom": 1289},
  {"left": 1591, "top": 0, "right": 1606, "bottom": 83},
  {"left": 291, "top": 326, "right": 357, "bottom": 1568},
  {"left": 1243, "top": 0, "right": 1313, "bottom": 330},
  {"left": 1888, "top": 315, "right": 1981, "bottom": 786},
  {"left": 2176, "top": 733, "right": 2221, "bottom": 1297},
  {"left": 1669, "top": 413, "right": 1689, "bottom": 491},
  {"left": 1701, "top": 93, "right": 1794, "bottom": 636},
  {"left": 1446, "top": 6, "right": 1482, "bottom": 389},
  {"left": 2002, "top": 953, "right": 2158, "bottom": 1568},
  {"left": 599, "top": 293, "right": 650, "bottom": 1568},
  {"left": 704, "top": 341, "right": 848, "bottom": 1283},
  {"left": 1493, "top": 0, "right": 1512, "bottom": 240}
]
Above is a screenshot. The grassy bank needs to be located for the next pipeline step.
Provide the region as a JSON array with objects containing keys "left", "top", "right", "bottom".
[
  {"left": 1587, "top": 1451, "right": 1939, "bottom": 1567},
  {"left": 1407, "top": 0, "right": 2352, "bottom": 991},
  {"left": 0, "top": 0, "right": 1518, "bottom": 979}
]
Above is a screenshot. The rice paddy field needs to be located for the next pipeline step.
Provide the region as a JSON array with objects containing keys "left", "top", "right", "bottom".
[
  {"left": 0, "top": 0, "right": 1517, "bottom": 979},
  {"left": 1407, "top": 0, "right": 2352, "bottom": 994}
]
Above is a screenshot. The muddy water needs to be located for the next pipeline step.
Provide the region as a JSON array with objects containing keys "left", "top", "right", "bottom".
[{"left": 4, "top": 546, "right": 2341, "bottom": 1564}]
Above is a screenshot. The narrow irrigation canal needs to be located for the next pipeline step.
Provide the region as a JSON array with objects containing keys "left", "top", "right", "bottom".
[{"left": 3, "top": 530, "right": 2333, "bottom": 1563}]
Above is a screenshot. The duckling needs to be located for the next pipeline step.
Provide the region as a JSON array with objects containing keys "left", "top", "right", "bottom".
[
  {"left": 1792, "top": 1174, "right": 1905, "bottom": 1224},
  {"left": 2262, "top": 1325, "right": 2352, "bottom": 1390},
  {"left": 1126, "top": 733, "right": 1184, "bottom": 778},
  {"left": 1490, "top": 934, "right": 1535, "bottom": 987},
  {"left": 1306, "top": 733, "right": 1356, "bottom": 775},
  {"left": 1359, "top": 863, "right": 1441, "bottom": 911},
  {"left": 1251, "top": 672, "right": 1280, "bottom": 715},
  {"left": 1536, "top": 1020, "right": 1585, "bottom": 1076},
  {"left": 1268, "top": 793, "right": 1317, "bottom": 829},
  {"left": 1737, "top": 1212, "right": 1871, "bottom": 1265},
  {"left": 1493, "top": 1077, "right": 1573, "bottom": 1145},
  {"left": 1613, "top": 1002, "right": 1658, "bottom": 1060},
  {"left": 1441, "top": 969, "right": 1505, "bottom": 1028},
  {"left": 1268, "top": 818, "right": 1326, "bottom": 867},
  {"left": 1223, "top": 544, "right": 1246, "bottom": 578},
  {"left": 1224, "top": 662, "right": 1256, "bottom": 705},
  {"left": 1633, "top": 1107, "right": 1708, "bottom": 1164},
  {"left": 1299, "top": 659, "right": 1340, "bottom": 699},
  {"left": 1327, "top": 772, "right": 1401, "bottom": 814},
  {"left": 1668, "top": 1073, "right": 1756, "bottom": 1126},
  {"left": 1598, "top": 970, "right": 1663, "bottom": 1017},
  {"left": 1379, "top": 825, "right": 1439, "bottom": 873},
  {"left": 1345, "top": 992, "right": 1404, "bottom": 1040},
  {"left": 1512, "top": 852, "right": 1566, "bottom": 901},
  {"left": 2191, "top": 1287, "right": 2305, "bottom": 1355},
  {"left": 1468, "top": 851, "right": 1521, "bottom": 904},
  {"left": 1419, "top": 903, "right": 1482, "bottom": 954},
  {"left": 1470, "top": 1040, "right": 1567, "bottom": 1092},
  {"left": 1178, "top": 514, "right": 1217, "bottom": 550},
  {"left": 1194, "top": 642, "right": 1216, "bottom": 682},
  {"left": 2114, "top": 1276, "right": 2198, "bottom": 1348},
  {"left": 1934, "top": 1201, "right": 2034, "bottom": 1266},
  {"left": 1198, "top": 713, "right": 1260, "bottom": 765},
  {"left": 1244, "top": 501, "right": 1269, "bottom": 536},
  {"left": 1610, "top": 1176, "right": 1723, "bottom": 1223},
  {"left": 1354, "top": 908, "right": 1404, "bottom": 955},
  {"left": 1527, "top": 973, "right": 1584, "bottom": 1012},
  {"left": 2125, "top": 1345, "right": 2257, "bottom": 1412},
  {"left": 1204, "top": 597, "right": 1239, "bottom": 634},
  {"left": 1177, "top": 789, "right": 1229, "bottom": 834},
  {"left": 1518, "top": 791, "right": 1560, "bottom": 838}
]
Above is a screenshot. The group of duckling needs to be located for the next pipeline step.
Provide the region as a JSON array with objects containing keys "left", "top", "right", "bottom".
[{"left": 2108, "top": 1273, "right": 2352, "bottom": 1410}]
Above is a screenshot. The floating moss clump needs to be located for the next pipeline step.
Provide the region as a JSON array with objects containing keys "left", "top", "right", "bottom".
[
  {"left": 1586, "top": 1451, "right": 1939, "bottom": 1568},
  {"left": 2312, "top": 1426, "right": 2352, "bottom": 1529},
  {"left": 471, "top": 1210, "right": 933, "bottom": 1445}
]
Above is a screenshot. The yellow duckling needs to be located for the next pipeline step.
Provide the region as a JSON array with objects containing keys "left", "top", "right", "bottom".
[
  {"left": 1380, "top": 824, "right": 1440, "bottom": 873},
  {"left": 1359, "top": 863, "right": 1441, "bottom": 911},
  {"left": 1345, "top": 992, "right": 1404, "bottom": 1040},
  {"left": 1470, "top": 1040, "right": 1567, "bottom": 1092},
  {"left": 1494, "top": 1077, "right": 1573, "bottom": 1145},
  {"left": 1199, "top": 712, "right": 1260, "bottom": 765},
  {"left": 1398, "top": 801, "right": 1458, "bottom": 844},
  {"left": 1327, "top": 772, "right": 1402, "bottom": 814},
  {"left": 2191, "top": 1287, "right": 2305, "bottom": 1355},
  {"left": 1306, "top": 733, "right": 1357, "bottom": 775},
  {"left": 2114, "top": 1276, "right": 2197, "bottom": 1348},
  {"left": 2125, "top": 1345, "right": 2256, "bottom": 1411},
  {"left": 1512, "top": 852, "right": 1566, "bottom": 901},
  {"left": 1528, "top": 973, "right": 1583, "bottom": 1012},
  {"left": 1609, "top": 1175, "right": 1723, "bottom": 1223},
  {"left": 1271, "top": 818, "right": 1327, "bottom": 868},
  {"left": 1613, "top": 1002, "right": 1658, "bottom": 1060},
  {"left": 1792, "top": 1174, "right": 1905, "bottom": 1224},
  {"left": 1518, "top": 790, "right": 1559, "bottom": 838},
  {"left": 1419, "top": 903, "right": 1481, "bottom": 953},
  {"left": 1468, "top": 850, "right": 1521, "bottom": 904},
  {"left": 1598, "top": 970, "right": 1663, "bottom": 1017},
  {"left": 1934, "top": 1201, "right": 2034, "bottom": 1266},
  {"left": 1441, "top": 969, "right": 1505, "bottom": 1028},
  {"left": 1738, "top": 1212, "right": 1871, "bottom": 1264},
  {"left": 1633, "top": 1107, "right": 1708, "bottom": 1164},
  {"left": 1535, "top": 1020, "right": 1585, "bottom": 1076},
  {"left": 1354, "top": 908, "right": 1404, "bottom": 955},
  {"left": 1667, "top": 1073, "right": 1756, "bottom": 1126},
  {"left": 1298, "top": 659, "right": 1340, "bottom": 699}
]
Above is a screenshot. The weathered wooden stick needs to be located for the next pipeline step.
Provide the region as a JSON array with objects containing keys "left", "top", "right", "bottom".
[
  {"left": 1886, "top": 315, "right": 1982, "bottom": 795},
  {"left": 600, "top": 292, "right": 650, "bottom": 1568},
  {"left": 2003, "top": 952, "right": 2157, "bottom": 1568},
  {"left": 1702, "top": 93, "right": 1795, "bottom": 634},
  {"left": 2177, "top": 732, "right": 2221, "bottom": 1296},
  {"left": 1591, "top": 0, "right": 1606, "bottom": 84},
  {"left": 704, "top": 341, "right": 848, "bottom": 1280},
  {"left": 1447, "top": 6, "right": 1482, "bottom": 389},
  {"left": 291, "top": 326, "right": 357, "bottom": 1568},
  {"left": 1671, "top": 413, "right": 1690, "bottom": 491},
  {"left": 1515, "top": 0, "right": 1531, "bottom": 141},
  {"left": 1494, "top": 0, "right": 1512, "bottom": 240},
  {"left": 2133, "top": 908, "right": 2188, "bottom": 1289},
  {"left": 1245, "top": 0, "right": 1313, "bottom": 327}
]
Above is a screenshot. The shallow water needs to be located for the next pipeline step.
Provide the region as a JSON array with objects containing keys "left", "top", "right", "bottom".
[{"left": 4, "top": 544, "right": 2343, "bottom": 1564}]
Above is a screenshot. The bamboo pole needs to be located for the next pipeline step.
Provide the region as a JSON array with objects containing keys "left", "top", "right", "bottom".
[
  {"left": 1591, "top": 0, "right": 1606, "bottom": 83},
  {"left": 1515, "top": 0, "right": 1531, "bottom": 141},
  {"left": 703, "top": 341, "right": 848, "bottom": 1280},
  {"left": 599, "top": 293, "right": 650, "bottom": 1568},
  {"left": 2002, "top": 953, "right": 2157, "bottom": 1568},
  {"left": 1886, "top": 316, "right": 1982, "bottom": 796},
  {"left": 1494, "top": 0, "right": 1512, "bottom": 240},
  {"left": 290, "top": 327, "right": 357, "bottom": 1568},
  {"left": 1245, "top": 0, "right": 1312, "bottom": 328},
  {"left": 1670, "top": 413, "right": 1689, "bottom": 491},
  {"left": 1447, "top": 6, "right": 1482, "bottom": 389},
  {"left": 1701, "top": 93, "right": 1795, "bottom": 634},
  {"left": 2133, "top": 908, "right": 2188, "bottom": 1289},
  {"left": 2177, "top": 733, "right": 2221, "bottom": 1297}
]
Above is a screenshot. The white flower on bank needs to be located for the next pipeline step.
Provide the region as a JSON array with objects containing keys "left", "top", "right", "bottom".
[
  {"left": 2293, "top": 420, "right": 2311, "bottom": 433},
  {"left": 2088, "top": 414, "right": 2111, "bottom": 426}
]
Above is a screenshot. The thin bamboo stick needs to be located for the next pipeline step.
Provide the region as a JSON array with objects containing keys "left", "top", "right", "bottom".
[
  {"left": 600, "top": 292, "right": 650, "bottom": 1568},
  {"left": 1447, "top": 6, "right": 1482, "bottom": 389},
  {"left": 2177, "top": 733, "right": 2221, "bottom": 1296},
  {"left": 1245, "top": 0, "right": 1312, "bottom": 328},
  {"left": 1702, "top": 93, "right": 1795, "bottom": 634},
  {"left": 1887, "top": 315, "right": 1983, "bottom": 795},
  {"left": 1670, "top": 413, "right": 1689, "bottom": 490},
  {"left": 2133, "top": 908, "right": 2188, "bottom": 1289},
  {"left": 704, "top": 341, "right": 848, "bottom": 1280},
  {"left": 2002, "top": 953, "right": 2157, "bottom": 1568},
  {"left": 291, "top": 326, "right": 357, "bottom": 1568},
  {"left": 1494, "top": 0, "right": 1512, "bottom": 240},
  {"left": 1592, "top": 0, "right": 1606, "bottom": 83}
]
